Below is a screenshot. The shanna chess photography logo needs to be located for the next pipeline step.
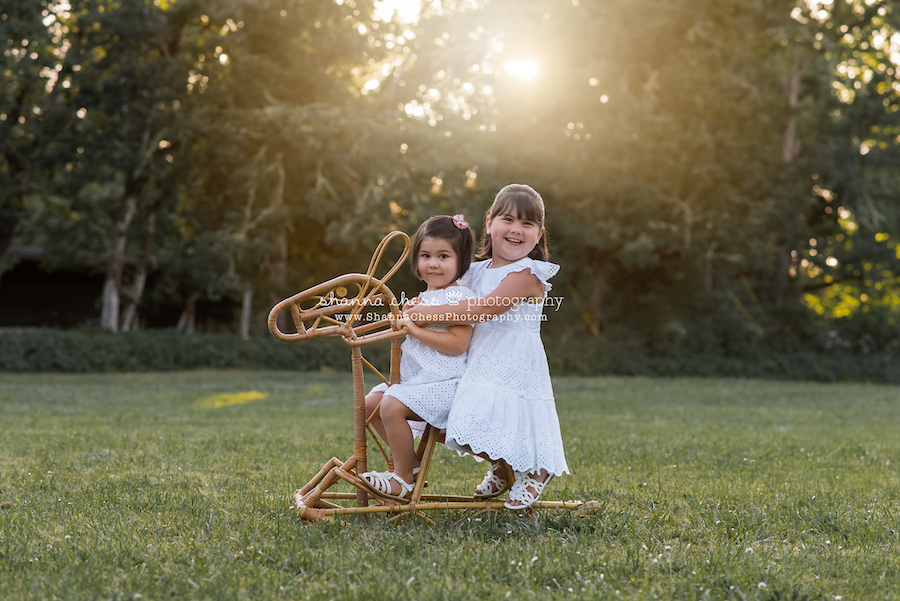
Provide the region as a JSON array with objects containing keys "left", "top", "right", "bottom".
[{"left": 319, "top": 293, "right": 565, "bottom": 324}]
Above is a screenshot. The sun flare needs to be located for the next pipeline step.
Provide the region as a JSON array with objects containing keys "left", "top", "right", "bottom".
[
  {"left": 373, "top": 0, "right": 421, "bottom": 23},
  {"left": 504, "top": 60, "right": 538, "bottom": 80}
]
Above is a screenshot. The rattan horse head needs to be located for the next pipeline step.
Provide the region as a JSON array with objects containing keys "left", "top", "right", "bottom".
[{"left": 268, "top": 231, "right": 411, "bottom": 348}]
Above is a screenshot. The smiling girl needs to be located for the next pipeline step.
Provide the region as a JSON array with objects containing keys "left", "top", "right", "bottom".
[{"left": 404, "top": 184, "right": 568, "bottom": 509}]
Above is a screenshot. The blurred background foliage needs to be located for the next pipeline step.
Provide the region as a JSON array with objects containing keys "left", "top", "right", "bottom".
[{"left": 1, "top": 0, "right": 899, "bottom": 368}]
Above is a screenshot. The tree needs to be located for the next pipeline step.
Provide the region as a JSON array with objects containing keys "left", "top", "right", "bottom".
[
  {"left": 0, "top": 1, "right": 70, "bottom": 285},
  {"left": 788, "top": 0, "right": 900, "bottom": 349},
  {"left": 17, "top": 0, "right": 211, "bottom": 331},
  {"left": 5, "top": 0, "right": 898, "bottom": 349},
  {"left": 389, "top": 0, "right": 900, "bottom": 353}
]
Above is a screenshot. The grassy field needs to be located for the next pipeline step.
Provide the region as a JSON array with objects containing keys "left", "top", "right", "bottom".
[{"left": 1, "top": 370, "right": 898, "bottom": 600}]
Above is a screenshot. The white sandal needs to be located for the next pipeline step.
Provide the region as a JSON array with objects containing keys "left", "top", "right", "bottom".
[
  {"left": 365, "top": 466, "right": 420, "bottom": 479},
  {"left": 359, "top": 470, "right": 416, "bottom": 503},
  {"left": 504, "top": 471, "right": 554, "bottom": 510},
  {"left": 474, "top": 461, "right": 513, "bottom": 499}
]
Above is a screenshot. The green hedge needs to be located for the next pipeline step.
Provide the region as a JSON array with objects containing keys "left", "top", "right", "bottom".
[
  {"left": 2, "top": 328, "right": 898, "bottom": 384},
  {"left": 544, "top": 335, "right": 900, "bottom": 384},
  {"left": 0, "top": 328, "right": 360, "bottom": 373}
]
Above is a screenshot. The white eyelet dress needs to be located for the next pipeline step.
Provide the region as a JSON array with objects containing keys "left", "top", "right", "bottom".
[
  {"left": 445, "top": 258, "right": 569, "bottom": 477},
  {"left": 371, "top": 285, "right": 476, "bottom": 430}
]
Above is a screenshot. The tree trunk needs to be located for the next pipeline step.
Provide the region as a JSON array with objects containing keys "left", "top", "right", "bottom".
[
  {"left": 704, "top": 243, "right": 718, "bottom": 293},
  {"left": 99, "top": 110, "right": 157, "bottom": 331},
  {"left": 120, "top": 206, "right": 159, "bottom": 332},
  {"left": 240, "top": 286, "right": 252, "bottom": 339},
  {"left": 0, "top": 200, "right": 21, "bottom": 265},
  {"left": 774, "top": 44, "right": 819, "bottom": 307},
  {"left": 0, "top": 213, "right": 17, "bottom": 289},
  {"left": 772, "top": 249, "right": 792, "bottom": 307},
  {"left": 0, "top": 88, "right": 30, "bottom": 291},
  {"left": 99, "top": 188, "right": 139, "bottom": 331},
  {"left": 587, "top": 277, "right": 603, "bottom": 335},
  {"left": 270, "top": 227, "right": 289, "bottom": 333},
  {"left": 782, "top": 43, "right": 821, "bottom": 162},
  {"left": 177, "top": 291, "right": 197, "bottom": 333},
  {"left": 567, "top": 253, "right": 606, "bottom": 337},
  {"left": 782, "top": 46, "right": 803, "bottom": 164}
]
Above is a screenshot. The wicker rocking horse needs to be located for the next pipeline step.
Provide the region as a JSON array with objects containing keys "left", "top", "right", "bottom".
[{"left": 268, "top": 231, "right": 597, "bottom": 523}]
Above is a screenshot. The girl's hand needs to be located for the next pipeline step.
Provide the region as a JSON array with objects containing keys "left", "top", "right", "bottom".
[
  {"left": 396, "top": 311, "right": 422, "bottom": 334},
  {"left": 401, "top": 304, "right": 425, "bottom": 326},
  {"left": 398, "top": 309, "right": 472, "bottom": 355}
]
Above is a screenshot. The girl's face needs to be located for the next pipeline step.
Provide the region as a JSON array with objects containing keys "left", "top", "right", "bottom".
[
  {"left": 486, "top": 210, "right": 544, "bottom": 267},
  {"left": 416, "top": 237, "right": 460, "bottom": 291}
]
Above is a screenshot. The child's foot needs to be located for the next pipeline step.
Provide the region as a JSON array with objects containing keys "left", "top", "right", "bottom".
[
  {"left": 359, "top": 466, "right": 420, "bottom": 503},
  {"left": 504, "top": 470, "right": 554, "bottom": 509},
  {"left": 474, "top": 460, "right": 514, "bottom": 499},
  {"left": 359, "top": 471, "right": 413, "bottom": 502}
]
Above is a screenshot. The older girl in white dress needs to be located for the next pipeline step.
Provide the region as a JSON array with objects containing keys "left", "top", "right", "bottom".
[{"left": 405, "top": 184, "right": 568, "bottom": 509}]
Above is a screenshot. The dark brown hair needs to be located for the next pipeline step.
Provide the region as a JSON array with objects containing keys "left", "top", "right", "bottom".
[
  {"left": 478, "top": 184, "right": 549, "bottom": 261},
  {"left": 410, "top": 215, "right": 476, "bottom": 282}
]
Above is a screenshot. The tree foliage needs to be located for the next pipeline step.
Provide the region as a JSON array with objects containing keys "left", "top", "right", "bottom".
[{"left": 2, "top": 0, "right": 898, "bottom": 350}]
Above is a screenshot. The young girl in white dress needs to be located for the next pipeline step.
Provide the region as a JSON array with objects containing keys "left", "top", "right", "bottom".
[
  {"left": 360, "top": 214, "right": 477, "bottom": 502},
  {"left": 404, "top": 184, "right": 568, "bottom": 509}
]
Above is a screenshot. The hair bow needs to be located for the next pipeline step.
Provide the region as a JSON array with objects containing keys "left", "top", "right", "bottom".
[{"left": 451, "top": 214, "right": 469, "bottom": 230}]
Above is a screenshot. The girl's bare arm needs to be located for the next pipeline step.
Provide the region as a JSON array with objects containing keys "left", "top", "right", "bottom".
[
  {"left": 401, "top": 317, "right": 473, "bottom": 356},
  {"left": 403, "top": 271, "right": 544, "bottom": 325}
]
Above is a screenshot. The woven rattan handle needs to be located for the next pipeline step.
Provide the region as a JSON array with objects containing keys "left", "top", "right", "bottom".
[{"left": 268, "top": 231, "right": 411, "bottom": 345}]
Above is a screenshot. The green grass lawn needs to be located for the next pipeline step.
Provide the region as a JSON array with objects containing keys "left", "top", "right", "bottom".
[{"left": 1, "top": 371, "right": 899, "bottom": 600}]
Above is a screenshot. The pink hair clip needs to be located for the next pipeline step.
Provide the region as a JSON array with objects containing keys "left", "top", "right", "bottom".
[{"left": 451, "top": 214, "right": 469, "bottom": 230}]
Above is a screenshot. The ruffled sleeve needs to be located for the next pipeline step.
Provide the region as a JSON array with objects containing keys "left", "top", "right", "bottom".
[{"left": 496, "top": 258, "right": 560, "bottom": 294}]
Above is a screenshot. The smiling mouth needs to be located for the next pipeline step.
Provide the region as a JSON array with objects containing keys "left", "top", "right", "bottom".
[{"left": 505, "top": 237, "right": 523, "bottom": 245}]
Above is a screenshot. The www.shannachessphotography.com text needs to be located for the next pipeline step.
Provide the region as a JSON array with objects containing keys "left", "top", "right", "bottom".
[{"left": 317, "top": 292, "right": 565, "bottom": 323}]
